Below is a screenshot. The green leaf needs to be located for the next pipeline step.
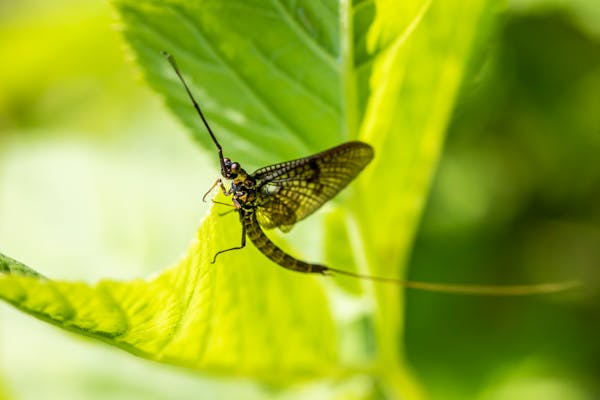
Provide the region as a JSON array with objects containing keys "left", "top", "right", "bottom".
[
  {"left": 1, "top": 0, "right": 494, "bottom": 396},
  {"left": 116, "top": 0, "right": 346, "bottom": 168},
  {"left": 0, "top": 205, "right": 336, "bottom": 382},
  {"left": 356, "top": 0, "right": 494, "bottom": 382}
]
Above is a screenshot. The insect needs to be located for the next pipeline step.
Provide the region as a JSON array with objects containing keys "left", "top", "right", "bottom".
[
  {"left": 204, "top": 139, "right": 373, "bottom": 275},
  {"left": 163, "top": 52, "right": 577, "bottom": 295}
]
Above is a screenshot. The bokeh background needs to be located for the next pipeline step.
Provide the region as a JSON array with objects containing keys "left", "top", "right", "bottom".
[
  {"left": 407, "top": 2, "right": 600, "bottom": 398},
  {"left": 1, "top": 0, "right": 599, "bottom": 399}
]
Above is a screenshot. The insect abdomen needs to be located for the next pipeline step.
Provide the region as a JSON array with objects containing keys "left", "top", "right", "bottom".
[{"left": 242, "top": 211, "right": 327, "bottom": 274}]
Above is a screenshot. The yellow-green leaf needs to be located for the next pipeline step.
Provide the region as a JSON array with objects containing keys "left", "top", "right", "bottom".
[{"left": 0, "top": 205, "right": 336, "bottom": 382}]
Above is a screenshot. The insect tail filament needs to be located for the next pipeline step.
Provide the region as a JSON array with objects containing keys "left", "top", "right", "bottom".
[{"left": 325, "top": 267, "right": 579, "bottom": 296}]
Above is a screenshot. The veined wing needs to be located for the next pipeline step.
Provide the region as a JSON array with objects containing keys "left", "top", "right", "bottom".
[{"left": 252, "top": 141, "right": 374, "bottom": 231}]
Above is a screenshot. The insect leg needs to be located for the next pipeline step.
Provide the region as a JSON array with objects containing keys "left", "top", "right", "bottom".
[
  {"left": 211, "top": 222, "right": 246, "bottom": 263},
  {"left": 218, "top": 208, "right": 238, "bottom": 217},
  {"left": 202, "top": 178, "right": 228, "bottom": 202},
  {"left": 212, "top": 200, "right": 235, "bottom": 208}
]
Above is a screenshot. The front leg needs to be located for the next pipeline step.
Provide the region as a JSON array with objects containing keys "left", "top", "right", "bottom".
[{"left": 202, "top": 178, "right": 228, "bottom": 202}]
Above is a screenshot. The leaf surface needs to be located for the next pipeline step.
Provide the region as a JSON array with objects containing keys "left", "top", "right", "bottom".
[
  {"left": 0, "top": 205, "right": 335, "bottom": 381},
  {"left": 1, "top": 0, "right": 493, "bottom": 394}
]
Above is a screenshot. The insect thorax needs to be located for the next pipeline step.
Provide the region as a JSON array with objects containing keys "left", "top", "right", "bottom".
[{"left": 228, "top": 168, "right": 258, "bottom": 209}]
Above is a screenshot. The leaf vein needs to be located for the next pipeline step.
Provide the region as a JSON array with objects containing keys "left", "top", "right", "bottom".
[
  {"left": 97, "top": 284, "right": 130, "bottom": 337},
  {"left": 270, "top": 0, "right": 338, "bottom": 71},
  {"left": 248, "top": 41, "right": 340, "bottom": 117},
  {"left": 168, "top": 4, "right": 312, "bottom": 152}
]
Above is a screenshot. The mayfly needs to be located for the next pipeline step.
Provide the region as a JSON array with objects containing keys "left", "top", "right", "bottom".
[{"left": 163, "top": 52, "right": 577, "bottom": 296}]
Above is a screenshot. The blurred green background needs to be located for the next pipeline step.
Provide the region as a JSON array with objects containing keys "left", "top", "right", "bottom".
[
  {"left": 1, "top": 0, "right": 599, "bottom": 399},
  {"left": 407, "top": 2, "right": 600, "bottom": 399}
]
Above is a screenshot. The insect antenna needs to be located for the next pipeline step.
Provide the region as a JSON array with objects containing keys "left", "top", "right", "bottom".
[
  {"left": 162, "top": 51, "right": 227, "bottom": 174},
  {"left": 325, "top": 267, "right": 579, "bottom": 296}
]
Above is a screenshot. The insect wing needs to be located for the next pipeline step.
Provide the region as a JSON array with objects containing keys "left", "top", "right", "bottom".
[{"left": 252, "top": 141, "right": 374, "bottom": 231}]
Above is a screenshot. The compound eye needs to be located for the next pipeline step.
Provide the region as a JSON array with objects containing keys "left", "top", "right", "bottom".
[
  {"left": 223, "top": 158, "right": 231, "bottom": 166},
  {"left": 230, "top": 162, "right": 240, "bottom": 174}
]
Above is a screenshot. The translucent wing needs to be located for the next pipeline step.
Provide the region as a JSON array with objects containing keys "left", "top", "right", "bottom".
[{"left": 252, "top": 141, "right": 374, "bottom": 231}]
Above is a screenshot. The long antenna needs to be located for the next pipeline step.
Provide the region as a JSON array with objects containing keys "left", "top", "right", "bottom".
[
  {"left": 326, "top": 267, "right": 580, "bottom": 296},
  {"left": 162, "top": 51, "right": 226, "bottom": 173}
]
